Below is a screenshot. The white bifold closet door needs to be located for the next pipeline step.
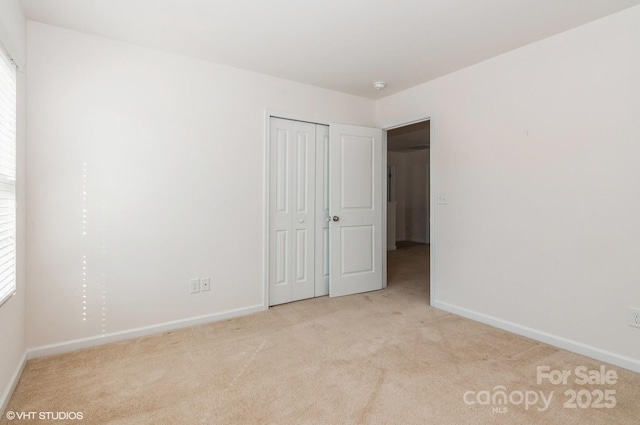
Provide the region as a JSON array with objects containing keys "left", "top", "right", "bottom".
[
  {"left": 269, "top": 118, "right": 382, "bottom": 306},
  {"left": 269, "top": 118, "right": 323, "bottom": 305}
]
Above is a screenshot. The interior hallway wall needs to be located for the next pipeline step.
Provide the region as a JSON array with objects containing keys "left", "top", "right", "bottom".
[
  {"left": 386, "top": 151, "right": 407, "bottom": 241},
  {"left": 387, "top": 150, "right": 430, "bottom": 244},
  {"left": 406, "top": 150, "right": 430, "bottom": 243}
]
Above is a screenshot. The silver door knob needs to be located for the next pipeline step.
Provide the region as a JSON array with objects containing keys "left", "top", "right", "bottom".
[{"left": 332, "top": 216, "right": 340, "bottom": 222}]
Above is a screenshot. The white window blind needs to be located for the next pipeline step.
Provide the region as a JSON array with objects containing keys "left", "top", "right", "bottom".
[{"left": 0, "top": 43, "right": 16, "bottom": 307}]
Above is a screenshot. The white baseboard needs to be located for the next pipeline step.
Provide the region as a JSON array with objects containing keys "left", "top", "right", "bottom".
[
  {"left": 1, "top": 352, "right": 26, "bottom": 415},
  {"left": 432, "top": 300, "right": 640, "bottom": 374},
  {"left": 27, "top": 304, "right": 265, "bottom": 360}
]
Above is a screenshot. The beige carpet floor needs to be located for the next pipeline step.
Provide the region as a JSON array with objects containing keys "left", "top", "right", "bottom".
[{"left": 3, "top": 243, "right": 640, "bottom": 424}]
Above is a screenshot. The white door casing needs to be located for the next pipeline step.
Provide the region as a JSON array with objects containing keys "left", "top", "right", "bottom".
[
  {"left": 329, "top": 124, "right": 384, "bottom": 297},
  {"left": 269, "top": 118, "right": 316, "bottom": 305}
]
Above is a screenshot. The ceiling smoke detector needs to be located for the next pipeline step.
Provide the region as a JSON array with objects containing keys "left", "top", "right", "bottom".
[{"left": 373, "top": 81, "right": 386, "bottom": 90}]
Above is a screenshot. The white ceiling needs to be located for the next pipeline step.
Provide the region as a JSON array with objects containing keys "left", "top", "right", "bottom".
[{"left": 19, "top": 0, "right": 640, "bottom": 99}]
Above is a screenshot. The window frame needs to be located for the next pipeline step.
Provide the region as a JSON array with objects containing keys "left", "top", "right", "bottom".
[{"left": 0, "top": 41, "right": 17, "bottom": 308}]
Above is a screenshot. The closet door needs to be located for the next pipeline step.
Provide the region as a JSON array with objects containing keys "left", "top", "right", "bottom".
[
  {"left": 328, "top": 123, "right": 383, "bottom": 297},
  {"left": 314, "top": 125, "right": 330, "bottom": 296},
  {"left": 269, "top": 118, "right": 316, "bottom": 306}
]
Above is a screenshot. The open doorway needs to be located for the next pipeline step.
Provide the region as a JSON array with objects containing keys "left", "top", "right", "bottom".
[{"left": 385, "top": 120, "right": 431, "bottom": 303}]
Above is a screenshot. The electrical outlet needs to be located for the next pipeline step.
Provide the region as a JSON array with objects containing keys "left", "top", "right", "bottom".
[
  {"left": 201, "top": 277, "right": 211, "bottom": 292},
  {"left": 630, "top": 307, "right": 640, "bottom": 329},
  {"left": 189, "top": 278, "right": 200, "bottom": 294}
]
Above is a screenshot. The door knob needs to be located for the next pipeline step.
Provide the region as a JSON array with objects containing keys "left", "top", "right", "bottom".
[{"left": 332, "top": 216, "right": 340, "bottom": 222}]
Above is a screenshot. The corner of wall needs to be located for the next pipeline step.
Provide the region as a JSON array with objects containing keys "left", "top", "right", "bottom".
[
  {"left": 0, "top": 0, "right": 28, "bottom": 414},
  {"left": 0, "top": 353, "right": 26, "bottom": 414}
]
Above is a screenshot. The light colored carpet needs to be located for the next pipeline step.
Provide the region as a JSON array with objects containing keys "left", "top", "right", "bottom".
[{"left": 3, "top": 244, "right": 639, "bottom": 424}]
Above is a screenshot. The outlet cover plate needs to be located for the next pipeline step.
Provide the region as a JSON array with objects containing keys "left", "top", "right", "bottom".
[
  {"left": 629, "top": 307, "right": 640, "bottom": 328},
  {"left": 190, "top": 278, "right": 200, "bottom": 294}
]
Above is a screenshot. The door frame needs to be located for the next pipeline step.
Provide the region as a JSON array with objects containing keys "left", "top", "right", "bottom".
[
  {"left": 382, "top": 116, "right": 433, "bottom": 305},
  {"left": 263, "top": 110, "right": 387, "bottom": 308}
]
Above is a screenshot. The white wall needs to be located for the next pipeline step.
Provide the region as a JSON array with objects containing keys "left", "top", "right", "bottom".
[
  {"left": 387, "top": 150, "right": 430, "bottom": 244},
  {"left": 386, "top": 151, "right": 406, "bottom": 241},
  {"left": 26, "top": 22, "right": 375, "bottom": 350},
  {"left": 0, "top": 0, "right": 27, "bottom": 412},
  {"left": 377, "top": 6, "right": 640, "bottom": 370},
  {"left": 406, "top": 150, "right": 430, "bottom": 243}
]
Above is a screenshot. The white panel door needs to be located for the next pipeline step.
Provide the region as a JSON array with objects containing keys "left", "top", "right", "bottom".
[
  {"left": 269, "top": 118, "right": 316, "bottom": 306},
  {"left": 314, "top": 125, "right": 330, "bottom": 296},
  {"left": 329, "top": 124, "right": 383, "bottom": 297}
]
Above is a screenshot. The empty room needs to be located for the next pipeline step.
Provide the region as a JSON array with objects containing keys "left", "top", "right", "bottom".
[{"left": 1, "top": 1, "right": 640, "bottom": 424}]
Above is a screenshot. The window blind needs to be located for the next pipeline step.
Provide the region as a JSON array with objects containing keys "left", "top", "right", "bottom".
[{"left": 0, "top": 43, "right": 16, "bottom": 307}]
